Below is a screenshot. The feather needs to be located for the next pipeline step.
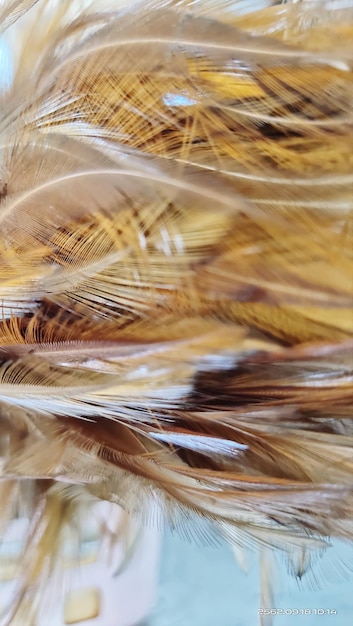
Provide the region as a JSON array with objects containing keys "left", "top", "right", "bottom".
[
  {"left": 0, "top": 0, "right": 353, "bottom": 623},
  {"left": 0, "top": 0, "right": 40, "bottom": 33}
]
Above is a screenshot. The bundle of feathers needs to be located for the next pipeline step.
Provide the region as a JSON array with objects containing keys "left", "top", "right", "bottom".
[{"left": 0, "top": 0, "right": 352, "bottom": 623}]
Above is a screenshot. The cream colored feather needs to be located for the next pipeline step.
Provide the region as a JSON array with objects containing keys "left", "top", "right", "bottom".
[{"left": 0, "top": 0, "right": 352, "bottom": 623}]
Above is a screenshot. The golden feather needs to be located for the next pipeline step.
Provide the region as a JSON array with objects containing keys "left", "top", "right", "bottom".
[{"left": 0, "top": 0, "right": 353, "bottom": 623}]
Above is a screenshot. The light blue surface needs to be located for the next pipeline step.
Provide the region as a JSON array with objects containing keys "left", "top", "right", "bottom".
[{"left": 148, "top": 534, "right": 352, "bottom": 626}]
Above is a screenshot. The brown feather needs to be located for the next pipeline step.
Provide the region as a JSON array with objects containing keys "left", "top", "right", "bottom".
[{"left": 0, "top": 0, "right": 353, "bottom": 622}]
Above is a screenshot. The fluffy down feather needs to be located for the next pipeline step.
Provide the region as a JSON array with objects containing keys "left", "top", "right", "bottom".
[{"left": 0, "top": 0, "right": 352, "bottom": 623}]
